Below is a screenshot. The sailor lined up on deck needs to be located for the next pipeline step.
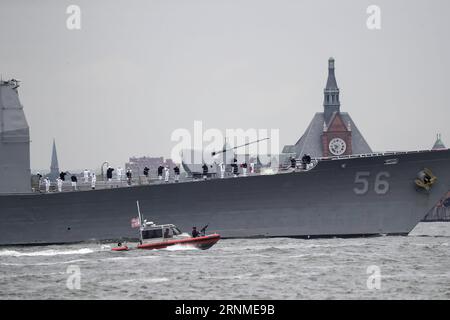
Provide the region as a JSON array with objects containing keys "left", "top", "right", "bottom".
[
  {"left": 70, "top": 175, "right": 78, "bottom": 191},
  {"left": 250, "top": 162, "right": 255, "bottom": 174},
  {"left": 117, "top": 167, "right": 123, "bottom": 181},
  {"left": 290, "top": 157, "right": 296, "bottom": 169},
  {"left": 126, "top": 168, "right": 132, "bottom": 185},
  {"left": 143, "top": 166, "right": 149, "bottom": 179},
  {"left": 231, "top": 158, "right": 239, "bottom": 177},
  {"left": 91, "top": 172, "right": 96, "bottom": 190},
  {"left": 164, "top": 166, "right": 170, "bottom": 182},
  {"left": 301, "top": 154, "right": 311, "bottom": 170},
  {"left": 59, "top": 171, "right": 67, "bottom": 181},
  {"left": 56, "top": 177, "right": 63, "bottom": 192},
  {"left": 106, "top": 166, "right": 114, "bottom": 182},
  {"left": 174, "top": 165, "right": 180, "bottom": 182},
  {"left": 220, "top": 162, "right": 225, "bottom": 179},
  {"left": 44, "top": 177, "right": 50, "bottom": 193},
  {"left": 192, "top": 227, "right": 199, "bottom": 238},
  {"left": 202, "top": 163, "right": 208, "bottom": 180},
  {"left": 157, "top": 165, "right": 164, "bottom": 181},
  {"left": 83, "top": 169, "right": 90, "bottom": 183},
  {"left": 241, "top": 162, "right": 248, "bottom": 177}
]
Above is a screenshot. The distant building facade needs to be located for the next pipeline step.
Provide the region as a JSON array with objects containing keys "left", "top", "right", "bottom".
[
  {"left": 125, "top": 156, "right": 176, "bottom": 178},
  {"left": 282, "top": 58, "right": 372, "bottom": 159}
]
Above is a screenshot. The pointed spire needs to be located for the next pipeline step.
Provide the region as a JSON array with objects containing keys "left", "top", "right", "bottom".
[
  {"left": 325, "top": 57, "right": 338, "bottom": 90},
  {"left": 50, "top": 139, "right": 60, "bottom": 179},
  {"left": 432, "top": 133, "right": 446, "bottom": 150},
  {"left": 323, "top": 57, "right": 341, "bottom": 124}
]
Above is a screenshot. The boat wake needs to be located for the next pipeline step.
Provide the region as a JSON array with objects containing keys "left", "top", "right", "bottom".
[
  {"left": 0, "top": 248, "right": 94, "bottom": 257},
  {"left": 162, "top": 244, "right": 200, "bottom": 251}
]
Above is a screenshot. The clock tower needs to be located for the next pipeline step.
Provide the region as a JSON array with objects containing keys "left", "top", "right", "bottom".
[
  {"left": 321, "top": 58, "right": 352, "bottom": 157},
  {"left": 281, "top": 57, "right": 371, "bottom": 159}
]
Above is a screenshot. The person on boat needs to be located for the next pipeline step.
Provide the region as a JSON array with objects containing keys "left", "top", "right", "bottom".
[
  {"left": 173, "top": 165, "right": 180, "bottom": 182},
  {"left": 164, "top": 228, "right": 172, "bottom": 238},
  {"left": 70, "top": 175, "right": 78, "bottom": 191},
  {"left": 164, "top": 166, "right": 170, "bottom": 182},
  {"left": 157, "top": 165, "right": 164, "bottom": 181},
  {"left": 192, "top": 227, "right": 200, "bottom": 238},
  {"left": 56, "top": 177, "right": 63, "bottom": 192},
  {"left": 202, "top": 163, "right": 208, "bottom": 180}
]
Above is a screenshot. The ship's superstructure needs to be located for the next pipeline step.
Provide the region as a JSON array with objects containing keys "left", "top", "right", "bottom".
[{"left": 0, "top": 79, "right": 30, "bottom": 193}]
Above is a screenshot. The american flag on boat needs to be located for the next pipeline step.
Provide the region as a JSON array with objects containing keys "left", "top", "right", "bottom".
[{"left": 131, "top": 217, "right": 140, "bottom": 228}]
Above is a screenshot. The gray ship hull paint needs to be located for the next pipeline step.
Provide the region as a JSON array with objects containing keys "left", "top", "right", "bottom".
[{"left": 1, "top": 150, "right": 450, "bottom": 245}]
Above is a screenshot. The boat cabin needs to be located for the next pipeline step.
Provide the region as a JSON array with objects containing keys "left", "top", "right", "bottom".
[{"left": 140, "top": 221, "right": 184, "bottom": 242}]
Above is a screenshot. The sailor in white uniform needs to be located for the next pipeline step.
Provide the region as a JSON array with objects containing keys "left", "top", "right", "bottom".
[
  {"left": 250, "top": 162, "right": 255, "bottom": 174},
  {"left": 83, "top": 169, "right": 90, "bottom": 183},
  {"left": 164, "top": 166, "right": 170, "bottom": 182},
  {"left": 91, "top": 172, "right": 96, "bottom": 189},
  {"left": 116, "top": 167, "right": 123, "bottom": 181},
  {"left": 220, "top": 162, "right": 225, "bottom": 179},
  {"left": 44, "top": 177, "right": 50, "bottom": 193},
  {"left": 56, "top": 177, "right": 63, "bottom": 192}
]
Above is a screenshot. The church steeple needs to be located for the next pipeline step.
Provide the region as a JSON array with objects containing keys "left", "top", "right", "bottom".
[
  {"left": 323, "top": 57, "right": 340, "bottom": 123},
  {"left": 49, "top": 138, "right": 60, "bottom": 179}
]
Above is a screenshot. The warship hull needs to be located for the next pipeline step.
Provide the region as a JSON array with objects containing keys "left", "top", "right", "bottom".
[{"left": 1, "top": 149, "right": 450, "bottom": 245}]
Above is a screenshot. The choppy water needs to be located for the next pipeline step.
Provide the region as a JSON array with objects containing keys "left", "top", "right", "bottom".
[{"left": 1, "top": 222, "right": 450, "bottom": 300}]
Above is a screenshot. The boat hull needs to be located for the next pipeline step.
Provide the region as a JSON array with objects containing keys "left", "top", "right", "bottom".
[
  {"left": 1, "top": 150, "right": 450, "bottom": 245},
  {"left": 137, "top": 234, "right": 220, "bottom": 250}
]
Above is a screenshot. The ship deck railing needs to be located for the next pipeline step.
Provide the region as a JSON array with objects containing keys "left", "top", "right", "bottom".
[{"left": 30, "top": 148, "right": 449, "bottom": 193}]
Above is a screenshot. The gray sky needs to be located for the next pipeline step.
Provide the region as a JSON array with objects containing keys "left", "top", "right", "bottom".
[{"left": 1, "top": 0, "right": 449, "bottom": 171}]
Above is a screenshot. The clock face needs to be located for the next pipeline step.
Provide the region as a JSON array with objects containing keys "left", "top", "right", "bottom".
[{"left": 329, "top": 138, "right": 347, "bottom": 156}]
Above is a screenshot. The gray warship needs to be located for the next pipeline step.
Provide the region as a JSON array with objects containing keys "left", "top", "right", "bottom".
[{"left": 2, "top": 78, "right": 450, "bottom": 245}]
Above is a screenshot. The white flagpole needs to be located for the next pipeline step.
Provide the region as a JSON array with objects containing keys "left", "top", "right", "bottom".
[{"left": 136, "top": 200, "right": 143, "bottom": 243}]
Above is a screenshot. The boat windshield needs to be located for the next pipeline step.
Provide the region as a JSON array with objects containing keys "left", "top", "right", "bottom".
[
  {"left": 142, "top": 228, "right": 163, "bottom": 239},
  {"left": 172, "top": 227, "right": 182, "bottom": 235}
]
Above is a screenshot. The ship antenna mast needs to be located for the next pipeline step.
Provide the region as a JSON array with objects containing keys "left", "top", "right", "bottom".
[{"left": 136, "top": 200, "right": 143, "bottom": 243}]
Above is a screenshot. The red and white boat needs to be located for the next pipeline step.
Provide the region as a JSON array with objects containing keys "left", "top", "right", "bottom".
[{"left": 112, "top": 201, "right": 220, "bottom": 251}]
